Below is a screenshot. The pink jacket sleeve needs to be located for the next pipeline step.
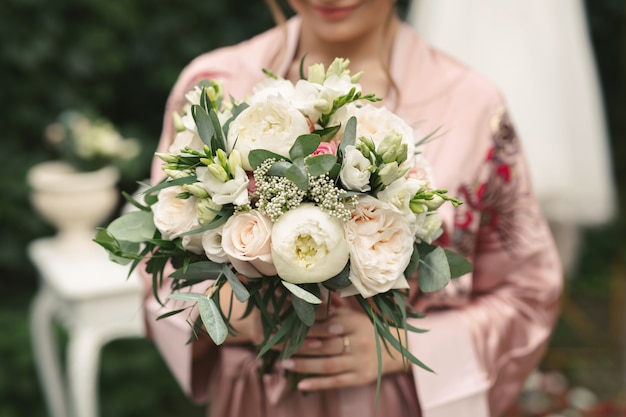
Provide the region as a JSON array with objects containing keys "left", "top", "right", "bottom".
[{"left": 408, "top": 95, "right": 563, "bottom": 416}]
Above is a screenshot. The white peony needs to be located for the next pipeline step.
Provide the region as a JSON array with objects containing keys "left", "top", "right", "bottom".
[
  {"left": 271, "top": 204, "right": 349, "bottom": 284},
  {"left": 248, "top": 78, "right": 296, "bottom": 104},
  {"left": 227, "top": 97, "right": 311, "bottom": 170},
  {"left": 152, "top": 186, "right": 198, "bottom": 241},
  {"left": 221, "top": 210, "right": 277, "bottom": 278},
  {"left": 344, "top": 195, "right": 414, "bottom": 298},
  {"left": 339, "top": 145, "right": 372, "bottom": 192}
]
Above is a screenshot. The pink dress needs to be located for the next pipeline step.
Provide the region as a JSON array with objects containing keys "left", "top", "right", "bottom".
[{"left": 143, "top": 17, "right": 563, "bottom": 417}]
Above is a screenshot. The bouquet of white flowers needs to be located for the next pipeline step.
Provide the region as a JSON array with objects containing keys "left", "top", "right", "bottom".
[{"left": 95, "top": 58, "right": 471, "bottom": 389}]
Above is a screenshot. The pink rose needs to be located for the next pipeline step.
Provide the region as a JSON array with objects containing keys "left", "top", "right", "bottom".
[
  {"left": 221, "top": 210, "right": 277, "bottom": 278},
  {"left": 311, "top": 141, "right": 337, "bottom": 156}
]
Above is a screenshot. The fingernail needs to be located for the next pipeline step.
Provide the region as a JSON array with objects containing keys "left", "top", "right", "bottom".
[
  {"left": 306, "top": 339, "right": 323, "bottom": 348},
  {"left": 281, "top": 360, "right": 294, "bottom": 370},
  {"left": 328, "top": 324, "right": 344, "bottom": 334},
  {"left": 298, "top": 380, "right": 311, "bottom": 390}
]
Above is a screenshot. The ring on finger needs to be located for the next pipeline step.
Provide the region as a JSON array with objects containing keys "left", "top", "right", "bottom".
[{"left": 342, "top": 335, "right": 351, "bottom": 353}]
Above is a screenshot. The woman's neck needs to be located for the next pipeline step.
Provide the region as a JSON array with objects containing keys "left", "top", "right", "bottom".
[{"left": 287, "top": 16, "right": 400, "bottom": 99}]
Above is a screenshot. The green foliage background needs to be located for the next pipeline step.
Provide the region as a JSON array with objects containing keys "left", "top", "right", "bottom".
[{"left": 0, "top": 0, "right": 624, "bottom": 416}]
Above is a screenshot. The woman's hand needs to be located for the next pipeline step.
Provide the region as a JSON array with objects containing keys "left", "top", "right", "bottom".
[{"left": 280, "top": 306, "right": 410, "bottom": 391}]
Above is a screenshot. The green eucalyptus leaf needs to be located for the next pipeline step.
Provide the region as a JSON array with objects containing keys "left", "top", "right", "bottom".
[
  {"left": 444, "top": 249, "right": 473, "bottom": 278},
  {"left": 306, "top": 154, "right": 337, "bottom": 176},
  {"left": 198, "top": 297, "right": 228, "bottom": 345},
  {"left": 291, "top": 295, "right": 316, "bottom": 326},
  {"left": 248, "top": 149, "right": 289, "bottom": 170},
  {"left": 169, "top": 261, "right": 223, "bottom": 281},
  {"left": 285, "top": 160, "right": 309, "bottom": 191},
  {"left": 267, "top": 160, "right": 292, "bottom": 176},
  {"left": 290, "top": 134, "right": 321, "bottom": 160},
  {"left": 106, "top": 210, "right": 156, "bottom": 243},
  {"left": 418, "top": 246, "right": 451, "bottom": 292},
  {"left": 281, "top": 281, "right": 322, "bottom": 304},
  {"left": 192, "top": 105, "right": 215, "bottom": 149},
  {"left": 223, "top": 102, "right": 249, "bottom": 137}
]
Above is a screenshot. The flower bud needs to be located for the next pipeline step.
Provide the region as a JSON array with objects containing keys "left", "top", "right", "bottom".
[
  {"left": 378, "top": 162, "right": 407, "bottom": 186},
  {"left": 155, "top": 152, "right": 179, "bottom": 163},
  {"left": 350, "top": 71, "right": 364, "bottom": 84},
  {"left": 163, "top": 168, "right": 190, "bottom": 179},
  {"left": 206, "top": 164, "right": 229, "bottom": 183},
  {"left": 409, "top": 200, "right": 427, "bottom": 214},
  {"left": 423, "top": 194, "right": 445, "bottom": 211},
  {"left": 327, "top": 58, "right": 350, "bottom": 78},
  {"left": 216, "top": 148, "right": 228, "bottom": 168},
  {"left": 183, "top": 183, "right": 210, "bottom": 199},
  {"left": 196, "top": 198, "right": 222, "bottom": 224},
  {"left": 228, "top": 149, "right": 243, "bottom": 174},
  {"left": 172, "top": 111, "right": 185, "bottom": 132},
  {"left": 358, "top": 135, "right": 376, "bottom": 152},
  {"left": 307, "top": 63, "right": 326, "bottom": 84}
]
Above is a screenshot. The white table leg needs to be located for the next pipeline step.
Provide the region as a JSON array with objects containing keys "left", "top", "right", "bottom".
[
  {"left": 67, "top": 327, "right": 102, "bottom": 417},
  {"left": 30, "top": 289, "right": 70, "bottom": 417}
]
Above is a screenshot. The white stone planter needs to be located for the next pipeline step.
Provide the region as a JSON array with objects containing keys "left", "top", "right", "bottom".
[{"left": 27, "top": 161, "right": 120, "bottom": 252}]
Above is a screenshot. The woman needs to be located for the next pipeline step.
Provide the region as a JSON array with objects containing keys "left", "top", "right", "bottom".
[{"left": 144, "top": 1, "right": 563, "bottom": 416}]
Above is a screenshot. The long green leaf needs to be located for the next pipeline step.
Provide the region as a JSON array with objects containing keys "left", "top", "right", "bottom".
[
  {"left": 198, "top": 297, "right": 228, "bottom": 345},
  {"left": 291, "top": 296, "right": 316, "bottom": 326},
  {"left": 337, "top": 116, "right": 357, "bottom": 159},
  {"left": 167, "top": 292, "right": 209, "bottom": 303},
  {"left": 192, "top": 105, "right": 215, "bottom": 150},
  {"left": 221, "top": 264, "right": 250, "bottom": 302},
  {"left": 169, "top": 261, "right": 223, "bottom": 281},
  {"left": 281, "top": 281, "right": 322, "bottom": 304}
]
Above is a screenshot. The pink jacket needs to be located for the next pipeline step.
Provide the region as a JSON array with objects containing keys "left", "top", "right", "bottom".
[{"left": 145, "top": 17, "right": 563, "bottom": 417}]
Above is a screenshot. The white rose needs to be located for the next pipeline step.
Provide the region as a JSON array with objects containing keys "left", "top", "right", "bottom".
[
  {"left": 339, "top": 145, "right": 371, "bottom": 192},
  {"left": 334, "top": 104, "right": 415, "bottom": 170},
  {"left": 152, "top": 186, "right": 198, "bottom": 240},
  {"left": 227, "top": 97, "right": 310, "bottom": 170},
  {"left": 271, "top": 203, "right": 349, "bottom": 284},
  {"left": 344, "top": 195, "right": 414, "bottom": 298},
  {"left": 196, "top": 165, "right": 249, "bottom": 206},
  {"left": 222, "top": 210, "right": 277, "bottom": 278},
  {"left": 202, "top": 226, "right": 229, "bottom": 263}
]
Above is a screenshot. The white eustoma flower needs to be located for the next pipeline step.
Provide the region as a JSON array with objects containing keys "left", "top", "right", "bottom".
[
  {"left": 152, "top": 186, "right": 198, "bottom": 241},
  {"left": 339, "top": 145, "right": 372, "bottom": 192},
  {"left": 168, "top": 129, "right": 204, "bottom": 154},
  {"left": 271, "top": 203, "right": 349, "bottom": 284},
  {"left": 378, "top": 177, "right": 426, "bottom": 228},
  {"left": 202, "top": 226, "right": 229, "bottom": 263},
  {"left": 343, "top": 196, "right": 413, "bottom": 298},
  {"left": 334, "top": 103, "right": 416, "bottom": 170},
  {"left": 196, "top": 165, "right": 249, "bottom": 206},
  {"left": 227, "top": 97, "right": 310, "bottom": 170}
]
